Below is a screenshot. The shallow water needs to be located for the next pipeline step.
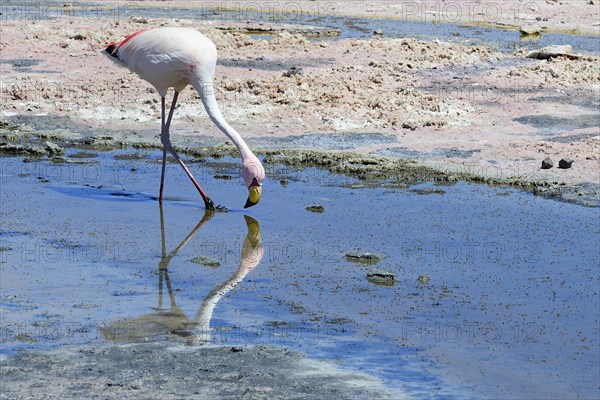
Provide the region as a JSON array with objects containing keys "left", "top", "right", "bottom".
[
  {"left": 1, "top": 150, "right": 598, "bottom": 399},
  {"left": 134, "top": 6, "right": 600, "bottom": 54},
  {"left": 3, "top": 2, "right": 599, "bottom": 54}
]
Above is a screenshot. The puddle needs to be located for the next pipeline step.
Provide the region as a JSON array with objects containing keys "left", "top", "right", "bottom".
[
  {"left": 529, "top": 94, "right": 600, "bottom": 111},
  {"left": 251, "top": 132, "right": 398, "bottom": 150},
  {"left": 218, "top": 56, "right": 337, "bottom": 71},
  {"left": 0, "top": 58, "right": 41, "bottom": 68},
  {"left": 545, "top": 133, "right": 599, "bottom": 143},
  {"left": 128, "top": 7, "right": 600, "bottom": 54},
  {"left": 514, "top": 114, "right": 600, "bottom": 133},
  {"left": 3, "top": 3, "right": 599, "bottom": 54},
  {"left": 0, "top": 58, "right": 60, "bottom": 73},
  {"left": 1, "top": 150, "right": 598, "bottom": 399},
  {"left": 374, "top": 146, "right": 481, "bottom": 159}
]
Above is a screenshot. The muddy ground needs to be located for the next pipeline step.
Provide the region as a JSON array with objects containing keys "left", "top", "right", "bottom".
[{"left": 0, "top": 343, "right": 397, "bottom": 399}]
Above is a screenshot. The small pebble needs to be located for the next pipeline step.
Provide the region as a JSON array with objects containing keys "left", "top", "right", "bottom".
[
  {"left": 366, "top": 270, "right": 395, "bottom": 286},
  {"left": 519, "top": 25, "right": 542, "bottom": 35},
  {"left": 283, "top": 67, "right": 303, "bottom": 78},
  {"left": 189, "top": 256, "right": 220, "bottom": 268},
  {"left": 51, "top": 156, "right": 67, "bottom": 163},
  {"left": 345, "top": 252, "right": 384, "bottom": 264},
  {"left": 213, "top": 174, "right": 234, "bottom": 180},
  {"left": 306, "top": 205, "right": 325, "bottom": 213}
]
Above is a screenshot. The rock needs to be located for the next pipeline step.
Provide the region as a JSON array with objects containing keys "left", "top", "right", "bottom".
[
  {"left": 417, "top": 275, "right": 430, "bottom": 284},
  {"left": 45, "top": 141, "right": 65, "bottom": 155},
  {"left": 306, "top": 205, "right": 325, "bottom": 213},
  {"left": 526, "top": 45, "right": 579, "bottom": 60},
  {"left": 402, "top": 122, "right": 417, "bottom": 130},
  {"left": 51, "top": 156, "right": 68, "bottom": 163},
  {"left": 519, "top": 25, "right": 542, "bottom": 35},
  {"left": 283, "top": 67, "right": 304, "bottom": 78},
  {"left": 373, "top": 29, "right": 383, "bottom": 35},
  {"left": 366, "top": 270, "right": 395, "bottom": 286},
  {"left": 224, "top": 82, "right": 239, "bottom": 91},
  {"left": 541, "top": 157, "right": 554, "bottom": 169},
  {"left": 68, "top": 34, "right": 86, "bottom": 40},
  {"left": 345, "top": 252, "right": 384, "bottom": 264},
  {"left": 189, "top": 256, "right": 220, "bottom": 268},
  {"left": 558, "top": 158, "right": 573, "bottom": 169},
  {"left": 213, "top": 174, "right": 234, "bottom": 180}
]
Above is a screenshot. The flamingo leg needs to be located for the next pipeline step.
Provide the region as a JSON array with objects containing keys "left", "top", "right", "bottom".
[
  {"left": 159, "top": 97, "right": 168, "bottom": 203},
  {"left": 159, "top": 92, "right": 217, "bottom": 210}
]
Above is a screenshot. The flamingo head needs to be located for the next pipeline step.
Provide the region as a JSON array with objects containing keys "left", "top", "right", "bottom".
[{"left": 242, "top": 156, "right": 265, "bottom": 209}]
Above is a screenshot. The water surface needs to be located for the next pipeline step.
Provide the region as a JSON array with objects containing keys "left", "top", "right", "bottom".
[
  {"left": 1, "top": 150, "right": 598, "bottom": 399},
  {"left": 2, "top": 2, "right": 598, "bottom": 53}
]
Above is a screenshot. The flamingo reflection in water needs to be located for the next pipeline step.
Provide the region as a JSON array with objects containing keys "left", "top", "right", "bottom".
[{"left": 101, "top": 206, "right": 263, "bottom": 344}]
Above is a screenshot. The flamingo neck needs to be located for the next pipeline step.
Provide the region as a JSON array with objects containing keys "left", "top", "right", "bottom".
[{"left": 193, "top": 80, "right": 253, "bottom": 160}]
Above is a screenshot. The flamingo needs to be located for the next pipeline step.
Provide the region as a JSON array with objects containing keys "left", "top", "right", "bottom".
[
  {"left": 104, "top": 27, "right": 265, "bottom": 209},
  {"left": 101, "top": 207, "right": 263, "bottom": 344}
]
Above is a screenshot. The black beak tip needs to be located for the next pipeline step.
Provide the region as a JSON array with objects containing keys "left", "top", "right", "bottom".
[{"left": 244, "top": 198, "right": 256, "bottom": 209}]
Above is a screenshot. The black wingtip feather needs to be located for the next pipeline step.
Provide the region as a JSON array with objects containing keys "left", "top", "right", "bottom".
[{"left": 105, "top": 44, "right": 119, "bottom": 59}]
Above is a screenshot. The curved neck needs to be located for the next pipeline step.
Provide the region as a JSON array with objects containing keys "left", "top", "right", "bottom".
[{"left": 193, "top": 80, "right": 253, "bottom": 160}]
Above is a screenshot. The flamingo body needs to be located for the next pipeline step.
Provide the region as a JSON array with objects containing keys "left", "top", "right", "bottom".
[{"left": 107, "top": 28, "right": 216, "bottom": 96}]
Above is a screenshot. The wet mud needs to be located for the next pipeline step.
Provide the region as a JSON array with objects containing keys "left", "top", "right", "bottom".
[{"left": 1, "top": 343, "right": 396, "bottom": 400}]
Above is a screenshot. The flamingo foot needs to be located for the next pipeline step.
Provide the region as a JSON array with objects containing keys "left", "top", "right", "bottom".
[{"left": 204, "top": 197, "right": 228, "bottom": 212}]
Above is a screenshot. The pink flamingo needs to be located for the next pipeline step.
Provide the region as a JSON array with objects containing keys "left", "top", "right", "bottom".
[{"left": 104, "top": 27, "right": 265, "bottom": 209}]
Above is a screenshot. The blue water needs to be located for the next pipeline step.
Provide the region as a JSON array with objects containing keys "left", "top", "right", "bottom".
[
  {"left": 1, "top": 150, "right": 598, "bottom": 399},
  {"left": 1, "top": 2, "right": 598, "bottom": 54}
]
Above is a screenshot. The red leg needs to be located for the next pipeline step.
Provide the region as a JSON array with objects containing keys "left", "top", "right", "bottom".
[
  {"left": 160, "top": 92, "right": 217, "bottom": 210},
  {"left": 159, "top": 97, "right": 167, "bottom": 203}
]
